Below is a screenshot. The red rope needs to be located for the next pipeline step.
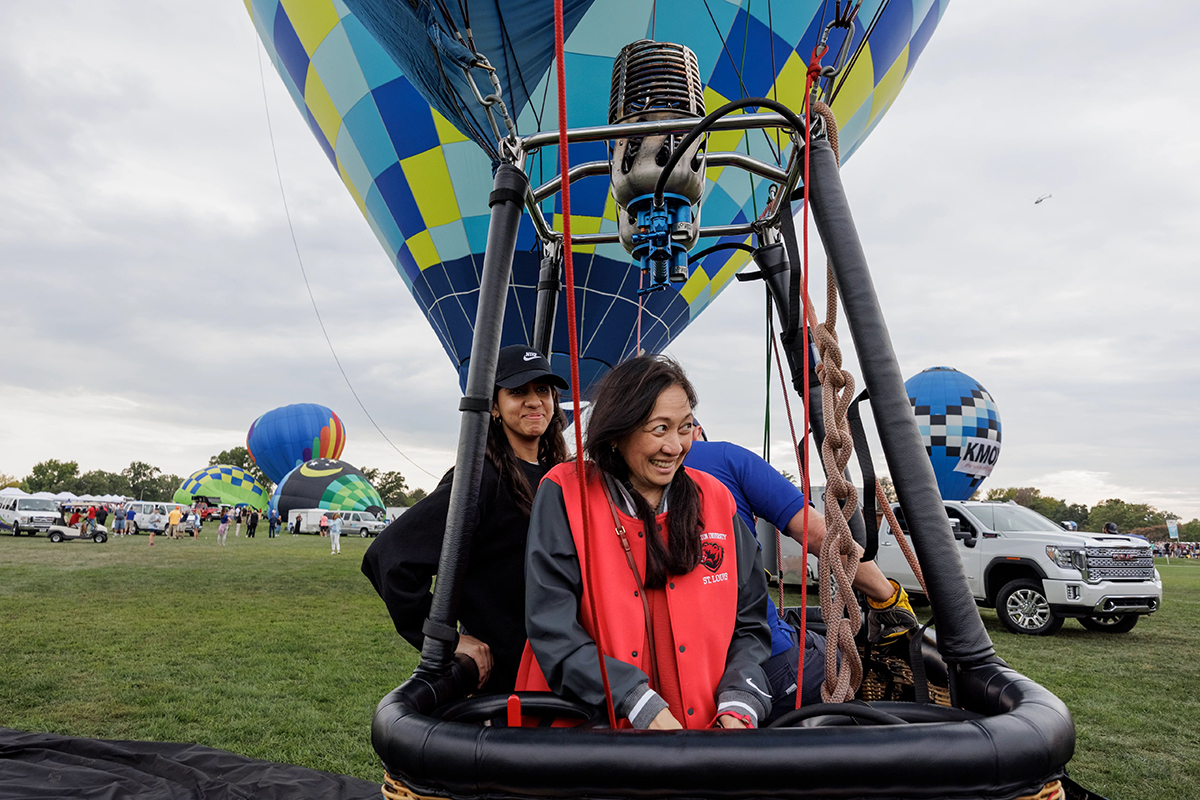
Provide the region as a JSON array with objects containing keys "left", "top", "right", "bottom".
[
  {"left": 787, "top": 43, "right": 829, "bottom": 711},
  {"left": 554, "top": 0, "right": 616, "bottom": 728},
  {"left": 771, "top": 333, "right": 807, "bottom": 710}
]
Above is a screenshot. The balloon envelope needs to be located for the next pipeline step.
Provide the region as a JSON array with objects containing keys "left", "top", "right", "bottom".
[
  {"left": 247, "top": 404, "right": 347, "bottom": 485},
  {"left": 270, "top": 458, "right": 385, "bottom": 519},
  {"left": 175, "top": 465, "right": 270, "bottom": 510},
  {"left": 904, "top": 367, "right": 1002, "bottom": 502},
  {"left": 248, "top": 0, "right": 947, "bottom": 395}
]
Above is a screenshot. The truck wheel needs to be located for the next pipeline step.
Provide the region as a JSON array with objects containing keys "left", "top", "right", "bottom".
[
  {"left": 360, "top": 528, "right": 369, "bottom": 538},
  {"left": 1080, "top": 614, "right": 1139, "bottom": 633},
  {"left": 12, "top": 523, "right": 20, "bottom": 536},
  {"left": 996, "top": 579, "right": 1063, "bottom": 635},
  {"left": 49, "top": 531, "right": 64, "bottom": 543},
  {"left": 131, "top": 523, "right": 139, "bottom": 535}
]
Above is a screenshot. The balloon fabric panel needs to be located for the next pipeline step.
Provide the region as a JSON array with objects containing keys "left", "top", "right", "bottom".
[
  {"left": 248, "top": 0, "right": 948, "bottom": 396},
  {"left": 270, "top": 459, "right": 385, "bottom": 518},
  {"left": 905, "top": 367, "right": 1002, "bottom": 502},
  {"left": 246, "top": 404, "right": 347, "bottom": 484},
  {"left": 175, "top": 465, "right": 270, "bottom": 510}
]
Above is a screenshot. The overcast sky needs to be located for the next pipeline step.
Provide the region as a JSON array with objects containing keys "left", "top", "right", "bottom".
[{"left": 2, "top": 2, "right": 1197, "bottom": 520}]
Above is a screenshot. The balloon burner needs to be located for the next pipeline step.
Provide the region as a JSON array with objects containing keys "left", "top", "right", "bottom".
[{"left": 608, "top": 40, "right": 706, "bottom": 291}]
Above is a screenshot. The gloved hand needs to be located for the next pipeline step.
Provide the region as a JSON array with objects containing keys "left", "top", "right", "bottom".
[{"left": 867, "top": 579, "right": 919, "bottom": 644}]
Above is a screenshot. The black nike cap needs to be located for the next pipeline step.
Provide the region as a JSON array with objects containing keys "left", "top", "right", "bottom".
[{"left": 494, "top": 345, "right": 569, "bottom": 390}]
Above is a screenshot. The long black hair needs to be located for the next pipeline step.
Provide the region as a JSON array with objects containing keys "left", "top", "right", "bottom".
[
  {"left": 586, "top": 355, "right": 702, "bottom": 588},
  {"left": 486, "top": 384, "right": 569, "bottom": 517}
]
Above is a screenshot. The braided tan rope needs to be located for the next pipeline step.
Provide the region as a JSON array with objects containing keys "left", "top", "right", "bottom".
[
  {"left": 812, "top": 101, "right": 839, "bottom": 163},
  {"left": 813, "top": 269, "right": 864, "bottom": 703},
  {"left": 876, "top": 479, "right": 926, "bottom": 595}
]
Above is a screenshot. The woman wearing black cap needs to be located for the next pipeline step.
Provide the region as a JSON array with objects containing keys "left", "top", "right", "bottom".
[{"left": 362, "top": 345, "right": 569, "bottom": 693}]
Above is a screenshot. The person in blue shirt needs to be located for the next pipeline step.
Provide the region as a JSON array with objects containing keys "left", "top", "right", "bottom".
[{"left": 684, "top": 420, "right": 916, "bottom": 721}]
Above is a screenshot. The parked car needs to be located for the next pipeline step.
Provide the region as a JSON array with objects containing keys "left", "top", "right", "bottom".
[
  {"left": 875, "top": 500, "right": 1162, "bottom": 635},
  {"left": 289, "top": 508, "right": 384, "bottom": 537},
  {"left": 0, "top": 496, "right": 61, "bottom": 536}
]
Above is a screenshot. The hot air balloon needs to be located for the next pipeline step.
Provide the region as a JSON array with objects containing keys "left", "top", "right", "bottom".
[
  {"left": 247, "top": 0, "right": 947, "bottom": 394},
  {"left": 270, "top": 458, "right": 384, "bottom": 518},
  {"left": 174, "top": 465, "right": 270, "bottom": 511},
  {"left": 246, "top": 5, "right": 1083, "bottom": 800},
  {"left": 905, "top": 366, "right": 1002, "bottom": 501},
  {"left": 246, "top": 403, "right": 347, "bottom": 484}
]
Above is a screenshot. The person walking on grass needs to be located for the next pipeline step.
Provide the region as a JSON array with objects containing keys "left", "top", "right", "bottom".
[
  {"left": 112, "top": 505, "right": 126, "bottom": 537},
  {"left": 247, "top": 508, "right": 259, "bottom": 538},
  {"left": 192, "top": 507, "right": 202, "bottom": 539},
  {"left": 149, "top": 509, "right": 163, "bottom": 547},
  {"left": 167, "top": 506, "right": 182, "bottom": 539},
  {"left": 293, "top": 513, "right": 302, "bottom": 536},
  {"left": 319, "top": 513, "right": 330, "bottom": 537},
  {"left": 329, "top": 512, "right": 342, "bottom": 555},
  {"left": 233, "top": 506, "right": 243, "bottom": 537},
  {"left": 86, "top": 504, "right": 97, "bottom": 534},
  {"left": 217, "top": 509, "right": 230, "bottom": 546},
  {"left": 126, "top": 506, "right": 135, "bottom": 535}
]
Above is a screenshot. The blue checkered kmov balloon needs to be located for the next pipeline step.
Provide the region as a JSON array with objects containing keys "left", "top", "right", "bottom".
[
  {"left": 248, "top": 0, "right": 949, "bottom": 395},
  {"left": 905, "top": 367, "right": 1002, "bottom": 502}
]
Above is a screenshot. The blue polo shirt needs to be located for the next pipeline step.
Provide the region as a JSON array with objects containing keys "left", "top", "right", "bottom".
[{"left": 684, "top": 440, "right": 807, "bottom": 657}]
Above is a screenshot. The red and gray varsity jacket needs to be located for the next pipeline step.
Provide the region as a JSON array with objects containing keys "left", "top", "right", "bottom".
[{"left": 516, "top": 462, "right": 772, "bottom": 728}]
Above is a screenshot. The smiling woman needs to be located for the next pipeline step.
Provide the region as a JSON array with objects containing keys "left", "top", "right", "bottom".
[
  {"left": 516, "top": 356, "right": 772, "bottom": 731},
  {"left": 361, "top": 346, "right": 569, "bottom": 693}
]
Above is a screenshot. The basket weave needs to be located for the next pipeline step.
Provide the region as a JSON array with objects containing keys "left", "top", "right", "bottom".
[
  {"left": 384, "top": 769, "right": 1063, "bottom": 799},
  {"left": 1014, "top": 780, "right": 1063, "bottom": 800},
  {"left": 383, "top": 772, "right": 436, "bottom": 800}
]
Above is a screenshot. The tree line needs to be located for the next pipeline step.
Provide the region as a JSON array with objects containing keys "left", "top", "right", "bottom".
[
  {"left": 977, "top": 486, "right": 1198, "bottom": 541},
  {"left": 3, "top": 448, "right": 428, "bottom": 509},
  {"left": 1, "top": 460, "right": 184, "bottom": 502},
  {"left": 781, "top": 473, "right": 1196, "bottom": 542}
]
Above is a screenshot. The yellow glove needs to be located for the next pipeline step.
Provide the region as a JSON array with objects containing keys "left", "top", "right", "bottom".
[{"left": 867, "top": 579, "right": 918, "bottom": 644}]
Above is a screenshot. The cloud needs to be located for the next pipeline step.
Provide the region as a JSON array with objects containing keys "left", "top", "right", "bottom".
[{"left": 1, "top": 2, "right": 1196, "bottom": 519}]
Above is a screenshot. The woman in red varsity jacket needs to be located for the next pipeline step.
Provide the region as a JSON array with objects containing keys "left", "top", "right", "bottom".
[{"left": 518, "top": 356, "right": 772, "bottom": 730}]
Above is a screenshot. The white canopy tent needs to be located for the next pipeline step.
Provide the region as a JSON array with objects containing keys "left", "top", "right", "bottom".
[{"left": 0, "top": 487, "right": 29, "bottom": 497}]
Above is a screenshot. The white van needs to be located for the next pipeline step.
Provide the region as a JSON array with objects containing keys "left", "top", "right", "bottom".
[
  {"left": 288, "top": 508, "right": 384, "bottom": 537},
  {"left": 0, "top": 496, "right": 62, "bottom": 536},
  {"left": 123, "top": 501, "right": 188, "bottom": 534}
]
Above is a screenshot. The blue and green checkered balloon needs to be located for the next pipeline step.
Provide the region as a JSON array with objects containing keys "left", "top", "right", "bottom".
[
  {"left": 248, "top": 0, "right": 947, "bottom": 395},
  {"left": 174, "top": 465, "right": 269, "bottom": 510}
]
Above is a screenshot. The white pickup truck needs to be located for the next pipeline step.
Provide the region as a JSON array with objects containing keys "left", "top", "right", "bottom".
[{"left": 876, "top": 500, "right": 1162, "bottom": 635}]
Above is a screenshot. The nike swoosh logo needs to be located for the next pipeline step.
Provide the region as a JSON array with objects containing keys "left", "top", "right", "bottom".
[
  {"left": 523, "top": 352, "right": 539, "bottom": 361},
  {"left": 746, "top": 678, "right": 770, "bottom": 697}
]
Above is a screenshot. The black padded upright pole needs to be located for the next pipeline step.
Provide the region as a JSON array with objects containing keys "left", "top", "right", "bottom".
[
  {"left": 531, "top": 246, "right": 561, "bottom": 357},
  {"left": 417, "top": 164, "right": 530, "bottom": 676},
  {"left": 804, "top": 137, "right": 994, "bottom": 665}
]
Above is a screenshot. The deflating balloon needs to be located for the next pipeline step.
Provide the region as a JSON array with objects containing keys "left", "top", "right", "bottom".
[
  {"left": 174, "top": 465, "right": 270, "bottom": 510},
  {"left": 247, "top": 0, "right": 947, "bottom": 394},
  {"left": 246, "top": 403, "right": 347, "bottom": 484},
  {"left": 905, "top": 367, "right": 1002, "bottom": 502},
  {"left": 270, "top": 458, "right": 385, "bottom": 518}
]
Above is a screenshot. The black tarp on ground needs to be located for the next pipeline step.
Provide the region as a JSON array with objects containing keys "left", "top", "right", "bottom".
[{"left": 0, "top": 728, "right": 381, "bottom": 800}]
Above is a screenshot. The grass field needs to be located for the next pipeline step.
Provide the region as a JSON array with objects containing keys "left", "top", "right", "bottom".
[{"left": 1, "top": 530, "right": 1197, "bottom": 798}]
